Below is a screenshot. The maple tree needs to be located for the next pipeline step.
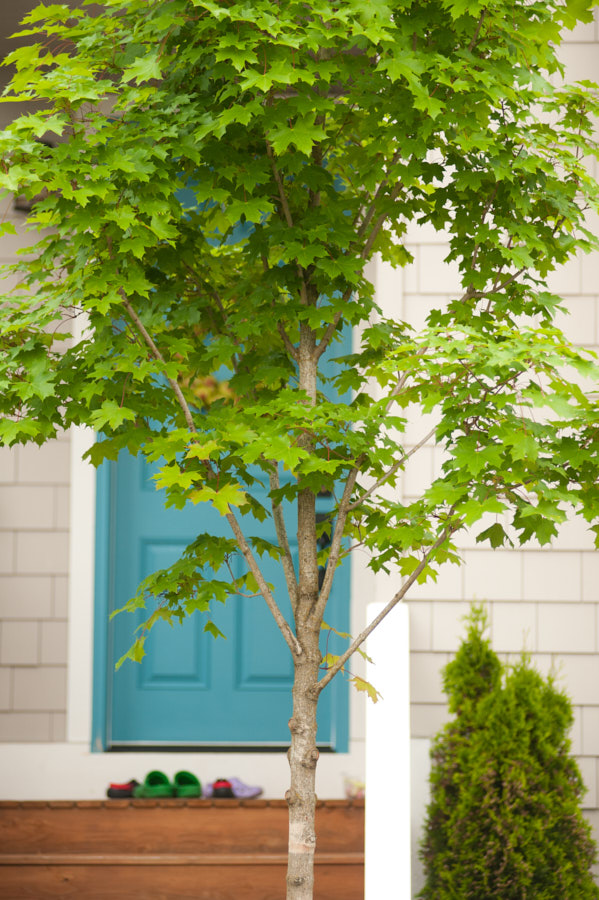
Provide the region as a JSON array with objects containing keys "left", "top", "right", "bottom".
[{"left": 1, "top": 1, "right": 599, "bottom": 896}]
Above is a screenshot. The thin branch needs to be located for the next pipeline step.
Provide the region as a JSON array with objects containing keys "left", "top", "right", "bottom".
[
  {"left": 353, "top": 149, "right": 403, "bottom": 238},
  {"left": 269, "top": 465, "right": 299, "bottom": 615},
  {"left": 107, "top": 230, "right": 199, "bottom": 436},
  {"left": 265, "top": 137, "right": 309, "bottom": 306},
  {"left": 359, "top": 182, "right": 402, "bottom": 260},
  {"left": 266, "top": 138, "right": 294, "bottom": 228},
  {"left": 212, "top": 289, "right": 241, "bottom": 373},
  {"left": 316, "top": 164, "right": 403, "bottom": 362},
  {"left": 121, "top": 294, "right": 198, "bottom": 434},
  {"left": 310, "top": 126, "right": 324, "bottom": 208},
  {"left": 316, "top": 520, "right": 457, "bottom": 693},
  {"left": 224, "top": 558, "right": 260, "bottom": 598},
  {"left": 314, "top": 298, "right": 349, "bottom": 362},
  {"left": 493, "top": 267, "right": 525, "bottom": 294},
  {"left": 278, "top": 322, "right": 298, "bottom": 362},
  {"left": 320, "top": 102, "right": 357, "bottom": 160},
  {"left": 226, "top": 510, "right": 302, "bottom": 658},
  {"left": 261, "top": 252, "right": 299, "bottom": 361},
  {"left": 470, "top": 183, "right": 498, "bottom": 271},
  {"left": 346, "top": 539, "right": 367, "bottom": 553},
  {"left": 347, "top": 425, "right": 438, "bottom": 513},
  {"left": 312, "top": 154, "right": 403, "bottom": 363},
  {"left": 383, "top": 356, "right": 427, "bottom": 414},
  {"left": 467, "top": 10, "right": 487, "bottom": 53},
  {"left": 309, "top": 465, "right": 361, "bottom": 624}
]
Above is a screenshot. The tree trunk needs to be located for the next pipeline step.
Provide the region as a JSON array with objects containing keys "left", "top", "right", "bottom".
[
  {"left": 287, "top": 317, "right": 321, "bottom": 898},
  {"left": 286, "top": 638, "right": 321, "bottom": 899}
]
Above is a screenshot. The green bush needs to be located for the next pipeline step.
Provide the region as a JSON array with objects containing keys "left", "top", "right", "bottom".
[{"left": 418, "top": 606, "right": 599, "bottom": 900}]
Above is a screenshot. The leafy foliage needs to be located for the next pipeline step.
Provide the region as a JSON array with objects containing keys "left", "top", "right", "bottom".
[
  {"left": 419, "top": 607, "right": 599, "bottom": 900},
  {"left": 0, "top": 0, "right": 598, "bottom": 658}
]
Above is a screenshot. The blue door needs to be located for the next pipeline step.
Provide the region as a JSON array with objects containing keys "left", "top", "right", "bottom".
[{"left": 94, "top": 340, "right": 351, "bottom": 750}]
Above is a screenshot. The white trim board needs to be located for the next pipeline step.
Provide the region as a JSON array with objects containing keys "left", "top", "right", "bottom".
[
  {"left": 0, "top": 741, "right": 368, "bottom": 801},
  {"left": 66, "top": 425, "right": 97, "bottom": 744}
]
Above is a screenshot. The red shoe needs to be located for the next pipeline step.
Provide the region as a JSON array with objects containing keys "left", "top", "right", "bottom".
[
  {"left": 212, "top": 778, "right": 234, "bottom": 798},
  {"left": 106, "top": 779, "right": 139, "bottom": 799}
]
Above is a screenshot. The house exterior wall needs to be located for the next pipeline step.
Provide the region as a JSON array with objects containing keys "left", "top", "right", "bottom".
[
  {"left": 400, "top": 13, "right": 599, "bottom": 891},
  {"left": 0, "top": 208, "right": 70, "bottom": 742}
]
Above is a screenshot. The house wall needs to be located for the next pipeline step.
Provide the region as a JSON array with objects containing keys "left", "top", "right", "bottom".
[
  {"left": 399, "top": 13, "right": 599, "bottom": 892},
  {"left": 0, "top": 206, "right": 71, "bottom": 742}
]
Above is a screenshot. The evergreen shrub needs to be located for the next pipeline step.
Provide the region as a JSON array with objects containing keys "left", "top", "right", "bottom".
[{"left": 418, "top": 606, "right": 599, "bottom": 899}]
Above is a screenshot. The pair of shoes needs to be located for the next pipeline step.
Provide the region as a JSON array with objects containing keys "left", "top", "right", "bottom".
[
  {"left": 132, "top": 770, "right": 202, "bottom": 798},
  {"left": 106, "top": 779, "right": 139, "bottom": 799},
  {"left": 203, "top": 777, "right": 263, "bottom": 799}
]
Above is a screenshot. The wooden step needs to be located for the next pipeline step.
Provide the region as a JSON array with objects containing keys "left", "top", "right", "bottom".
[{"left": 0, "top": 799, "right": 364, "bottom": 899}]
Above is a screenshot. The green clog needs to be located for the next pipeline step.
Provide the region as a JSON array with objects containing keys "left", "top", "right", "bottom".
[
  {"left": 173, "top": 770, "right": 202, "bottom": 798},
  {"left": 133, "top": 770, "right": 174, "bottom": 798}
]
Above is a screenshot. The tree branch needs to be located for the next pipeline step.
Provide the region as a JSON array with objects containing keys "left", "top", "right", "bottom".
[
  {"left": 353, "top": 149, "right": 402, "bottom": 238},
  {"left": 278, "top": 322, "right": 299, "bottom": 362},
  {"left": 359, "top": 182, "right": 403, "bottom": 260},
  {"left": 265, "top": 137, "right": 309, "bottom": 306},
  {"left": 347, "top": 425, "right": 438, "bottom": 513},
  {"left": 211, "top": 289, "right": 240, "bottom": 373},
  {"left": 224, "top": 557, "right": 260, "bottom": 598},
  {"left": 316, "top": 174, "right": 403, "bottom": 363},
  {"left": 316, "top": 520, "right": 457, "bottom": 693},
  {"left": 314, "top": 302, "right": 348, "bottom": 362},
  {"left": 467, "top": 10, "right": 487, "bottom": 52},
  {"left": 309, "top": 464, "right": 361, "bottom": 625},
  {"left": 269, "top": 465, "right": 299, "bottom": 616},
  {"left": 266, "top": 137, "right": 294, "bottom": 228},
  {"left": 226, "top": 510, "right": 302, "bottom": 658},
  {"left": 121, "top": 294, "right": 198, "bottom": 434},
  {"left": 315, "top": 156, "right": 404, "bottom": 363},
  {"left": 470, "top": 183, "right": 498, "bottom": 271}
]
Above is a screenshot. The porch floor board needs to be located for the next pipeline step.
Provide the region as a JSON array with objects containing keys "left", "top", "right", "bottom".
[{"left": 0, "top": 799, "right": 365, "bottom": 899}]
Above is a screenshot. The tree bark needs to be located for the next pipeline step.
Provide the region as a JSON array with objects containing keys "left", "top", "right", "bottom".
[
  {"left": 286, "top": 318, "right": 321, "bottom": 899},
  {"left": 286, "top": 633, "right": 321, "bottom": 899}
]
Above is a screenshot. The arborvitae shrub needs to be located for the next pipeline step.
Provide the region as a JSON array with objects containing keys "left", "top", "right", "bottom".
[{"left": 419, "top": 606, "right": 599, "bottom": 900}]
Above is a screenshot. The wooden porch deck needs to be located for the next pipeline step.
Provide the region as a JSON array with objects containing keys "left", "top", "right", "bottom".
[{"left": 0, "top": 797, "right": 364, "bottom": 899}]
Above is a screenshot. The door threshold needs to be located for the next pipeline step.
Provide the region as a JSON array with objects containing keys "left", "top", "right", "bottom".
[{"left": 106, "top": 744, "right": 336, "bottom": 753}]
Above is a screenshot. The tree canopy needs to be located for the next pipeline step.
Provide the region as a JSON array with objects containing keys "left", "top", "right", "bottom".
[{"left": 1, "top": 1, "right": 598, "bottom": 661}]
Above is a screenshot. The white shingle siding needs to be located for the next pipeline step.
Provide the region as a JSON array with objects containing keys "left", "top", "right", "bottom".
[
  {"left": 0, "top": 215, "right": 69, "bottom": 741},
  {"left": 406, "top": 22, "right": 599, "bottom": 883}
]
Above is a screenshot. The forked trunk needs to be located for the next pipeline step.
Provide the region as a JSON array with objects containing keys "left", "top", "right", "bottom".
[{"left": 286, "top": 645, "right": 321, "bottom": 899}]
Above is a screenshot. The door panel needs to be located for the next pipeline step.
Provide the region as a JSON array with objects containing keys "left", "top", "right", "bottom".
[
  {"left": 105, "top": 456, "right": 349, "bottom": 748},
  {"left": 101, "top": 330, "right": 351, "bottom": 749}
]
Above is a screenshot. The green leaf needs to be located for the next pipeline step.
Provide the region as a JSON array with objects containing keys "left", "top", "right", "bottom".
[
  {"left": 115, "top": 636, "right": 146, "bottom": 669},
  {"left": 190, "top": 482, "right": 247, "bottom": 515},
  {"left": 122, "top": 53, "right": 163, "bottom": 85},
  {"left": 89, "top": 401, "right": 137, "bottom": 431},
  {"left": 186, "top": 439, "right": 221, "bottom": 460},
  {"left": 269, "top": 120, "right": 327, "bottom": 155},
  {"left": 476, "top": 523, "right": 509, "bottom": 548},
  {"left": 204, "top": 620, "right": 226, "bottom": 640}
]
